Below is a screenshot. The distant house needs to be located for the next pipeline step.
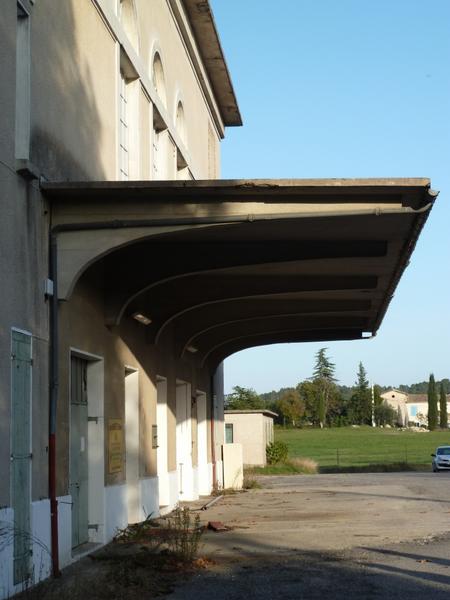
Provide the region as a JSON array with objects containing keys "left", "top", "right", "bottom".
[
  {"left": 380, "top": 389, "right": 409, "bottom": 426},
  {"left": 407, "top": 394, "right": 450, "bottom": 426},
  {"left": 224, "top": 410, "right": 278, "bottom": 466},
  {"left": 381, "top": 390, "right": 450, "bottom": 427}
]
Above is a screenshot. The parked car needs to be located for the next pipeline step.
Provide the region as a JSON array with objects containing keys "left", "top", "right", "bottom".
[{"left": 431, "top": 446, "right": 450, "bottom": 472}]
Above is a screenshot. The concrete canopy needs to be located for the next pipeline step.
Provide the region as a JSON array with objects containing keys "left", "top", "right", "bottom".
[{"left": 43, "top": 178, "right": 435, "bottom": 370}]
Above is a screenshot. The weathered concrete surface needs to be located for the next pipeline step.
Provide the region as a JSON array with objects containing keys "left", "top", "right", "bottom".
[
  {"left": 170, "top": 472, "right": 450, "bottom": 599},
  {"left": 193, "top": 472, "right": 450, "bottom": 556}
]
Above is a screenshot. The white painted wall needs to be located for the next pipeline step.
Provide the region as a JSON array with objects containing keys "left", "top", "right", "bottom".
[
  {"left": 104, "top": 484, "right": 128, "bottom": 541},
  {"left": 222, "top": 444, "right": 243, "bottom": 490},
  {"left": 196, "top": 392, "right": 210, "bottom": 495},
  {"left": 139, "top": 477, "right": 159, "bottom": 520},
  {"left": 0, "top": 501, "right": 53, "bottom": 600}
]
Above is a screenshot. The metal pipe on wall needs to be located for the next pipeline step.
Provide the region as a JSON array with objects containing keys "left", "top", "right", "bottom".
[{"left": 49, "top": 233, "right": 60, "bottom": 578}]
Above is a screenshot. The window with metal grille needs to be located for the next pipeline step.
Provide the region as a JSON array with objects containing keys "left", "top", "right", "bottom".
[{"left": 119, "top": 72, "right": 129, "bottom": 180}]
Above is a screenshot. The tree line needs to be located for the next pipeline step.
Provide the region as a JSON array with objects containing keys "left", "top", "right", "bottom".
[{"left": 225, "top": 348, "right": 448, "bottom": 429}]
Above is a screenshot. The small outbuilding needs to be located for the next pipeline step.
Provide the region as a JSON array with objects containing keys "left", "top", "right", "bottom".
[{"left": 224, "top": 410, "right": 278, "bottom": 466}]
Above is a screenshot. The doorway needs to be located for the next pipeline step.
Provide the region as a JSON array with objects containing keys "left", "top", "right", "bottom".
[
  {"left": 175, "top": 381, "right": 193, "bottom": 499},
  {"left": 156, "top": 377, "right": 169, "bottom": 506},
  {"left": 196, "top": 391, "right": 209, "bottom": 495},
  {"left": 70, "top": 356, "right": 89, "bottom": 549}
]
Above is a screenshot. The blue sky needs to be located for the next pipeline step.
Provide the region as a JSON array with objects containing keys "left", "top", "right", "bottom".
[{"left": 210, "top": 0, "right": 450, "bottom": 393}]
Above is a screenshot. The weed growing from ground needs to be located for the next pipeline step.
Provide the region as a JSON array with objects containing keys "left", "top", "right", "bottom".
[{"left": 165, "top": 507, "right": 203, "bottom": 563}]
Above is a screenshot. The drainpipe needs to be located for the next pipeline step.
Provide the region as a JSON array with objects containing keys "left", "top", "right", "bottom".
[{"left": 49, "top": 232, "right": 60, "bottom": 578}]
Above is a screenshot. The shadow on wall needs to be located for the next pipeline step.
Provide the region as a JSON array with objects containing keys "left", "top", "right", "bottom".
[{"left": 30, "top": 0, "right": 106, "bottom": 181}]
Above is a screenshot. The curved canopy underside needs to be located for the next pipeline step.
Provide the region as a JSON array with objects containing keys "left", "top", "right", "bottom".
[{"left": 44, "top": 178, "right": 435, "bottom": 371}]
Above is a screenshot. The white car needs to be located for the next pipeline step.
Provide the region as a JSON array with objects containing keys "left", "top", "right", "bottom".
[{"left": 431, "top": 446, "right": 450, "bottom": 472}]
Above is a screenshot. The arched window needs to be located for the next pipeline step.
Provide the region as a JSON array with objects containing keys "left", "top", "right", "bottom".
[
  {"left": 119, "top": 0, "right": 139, "bottom": 52},
  {"left": 175, "top": 101, "right": 187, "bottom": 147},
  {"left": 152, "top": 52, "right": 167, "bottom": 108}
]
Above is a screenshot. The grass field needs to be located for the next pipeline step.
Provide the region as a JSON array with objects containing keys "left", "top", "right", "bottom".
[{"left": 275, "top": 426, "right": 450, "bottom": 470}]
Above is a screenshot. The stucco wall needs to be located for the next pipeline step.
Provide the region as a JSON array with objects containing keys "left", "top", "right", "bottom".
[
  {"left": 57, "top": 266, "right": 214, "bottom": 495},
  {"left": 224, "top": 413, "right": 266, "bottom": 466},
  {"left": 28, "top": 0, "right": 221, "bottom": 182}
]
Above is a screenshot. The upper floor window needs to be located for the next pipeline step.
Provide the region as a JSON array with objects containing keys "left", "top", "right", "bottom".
[
  {"left": 119, "top": 0, "right": 139, "bottom": 52},
  {"left": 152, "top": 52, "right": 167, "bottom": 108},
  {"left": 118, "top": 71, "right": 129, "bottom": 180},
  {"left": 175, "top": 101, "right": 187, "bottom": 147}
]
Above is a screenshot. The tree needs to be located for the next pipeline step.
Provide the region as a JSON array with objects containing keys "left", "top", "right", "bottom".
[
  {"left": 297, "top": 380, "right": 320, "bottom": 424},
  {"left": 373, "top": 384, "right": 383, "bottom": 409},
  {"left": 439, "top": 381, "right": 448, "bottom": 429},
  {"left": 348, "top": 362, "right": 372, "bottom": 425},
  {"left": 427, "top": 374, "right": 438, "bottom": 431},
  {"left": 276, "top": 390, "right": 305, "bottom": 427},
  {"left": 311, "top": 348, "right": 337, "bottom": 428},
  {"left": 225, "top": 386, "right": 263, "bottom": 410},
  {"left": 374, "top": 401, "right": 396, "bottom": 427}
]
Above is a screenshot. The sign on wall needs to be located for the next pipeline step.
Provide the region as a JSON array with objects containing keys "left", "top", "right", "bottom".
[{"left": 108, "top": 418, "right": 124, "bottom": 473}]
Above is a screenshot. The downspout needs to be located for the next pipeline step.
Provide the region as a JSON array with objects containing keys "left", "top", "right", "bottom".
[{"left": 49, "top": 232, "right": 60, "bottom": 578}]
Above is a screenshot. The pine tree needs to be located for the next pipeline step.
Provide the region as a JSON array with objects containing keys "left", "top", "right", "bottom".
[
  {"left": 439, "top": 381, "right": 448, "bottom": 429},
  {"left": 311, "top": 348, "right": 336, "bottom": 428},
  {"left": 427, "top": 374, "right": 438, "bottom": 431}
]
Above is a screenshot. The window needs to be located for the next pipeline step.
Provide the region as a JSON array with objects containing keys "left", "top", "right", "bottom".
[
  {"left": 225, "top": 423, "right": 234, "bottom": 444},
  {"left": 152, "top": 52, "right": 166, "bottom": 107},
  {"left": 410, "top": 405, "right": 417, "bottom": 417},
  {"left": 118, "top": 71, "right": 129, "bottom": 180},
  {"left": 119, "top": 0, "right": 139, "bottom": 51},
  {"left": 175, "top": 101, "right": 186, "bottom": 146}
]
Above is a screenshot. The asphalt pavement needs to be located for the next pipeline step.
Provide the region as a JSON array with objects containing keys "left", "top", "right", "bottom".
[{"left": 169, "top": 472, "right": 450, "bottom": 599}]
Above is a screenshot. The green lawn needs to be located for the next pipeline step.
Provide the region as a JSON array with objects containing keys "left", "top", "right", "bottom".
[{"left": 275, "top": 426, "right": 450, "bottom": 468}]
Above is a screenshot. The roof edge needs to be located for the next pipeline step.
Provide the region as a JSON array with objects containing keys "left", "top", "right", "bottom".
[
  {"left": 225, "top": 409, "right": 279, "bottom": 418},
  {"left": 181, "top": 0, "right": 242, "bottom": 127}
]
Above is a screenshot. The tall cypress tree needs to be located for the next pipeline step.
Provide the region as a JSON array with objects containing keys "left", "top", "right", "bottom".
[
  {"left": 439, "top": 381, "right": 448, "bottom": 429},
  {"left": 427, "top": 373, "right": 438, "bottom": 431},
  {"left": 348, "top": 362, "right": 372, "bottom": 425}
]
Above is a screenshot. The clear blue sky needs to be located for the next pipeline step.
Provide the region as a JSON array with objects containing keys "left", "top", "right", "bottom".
[{"left": 210, "top": 0, "right": 450, "bottom": 393}]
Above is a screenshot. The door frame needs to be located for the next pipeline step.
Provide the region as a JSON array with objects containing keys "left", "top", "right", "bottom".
[
  {"left": 156, "top": 376, "right": 169, "bottom": 506},
  {"left": 69, "top": 348, "right": 104, "bottom": 549}
]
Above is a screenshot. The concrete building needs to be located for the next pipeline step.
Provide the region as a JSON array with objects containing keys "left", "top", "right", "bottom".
[
  {"left": 381, "top": 390, "right": 450, "bottom": 426},
  {"left": 224, "top": 410, "right": 277, "bottom": 466},
  {"left": 380, "top": 389, "right": 409, "bottom": 426},
  {"left": 406, "top": 394, "right": 450, "bottom": 427},
  {"left": 0, "top": 0, "right": 436, "bottom": 597}
]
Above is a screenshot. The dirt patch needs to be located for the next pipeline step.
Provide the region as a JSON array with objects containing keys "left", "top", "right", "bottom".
[
  {"left": 16, "top": 509, "right": 209, "bottom": 600},
  {"left": 15, "top": 548, "right": 211, "bottom": 600}
]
